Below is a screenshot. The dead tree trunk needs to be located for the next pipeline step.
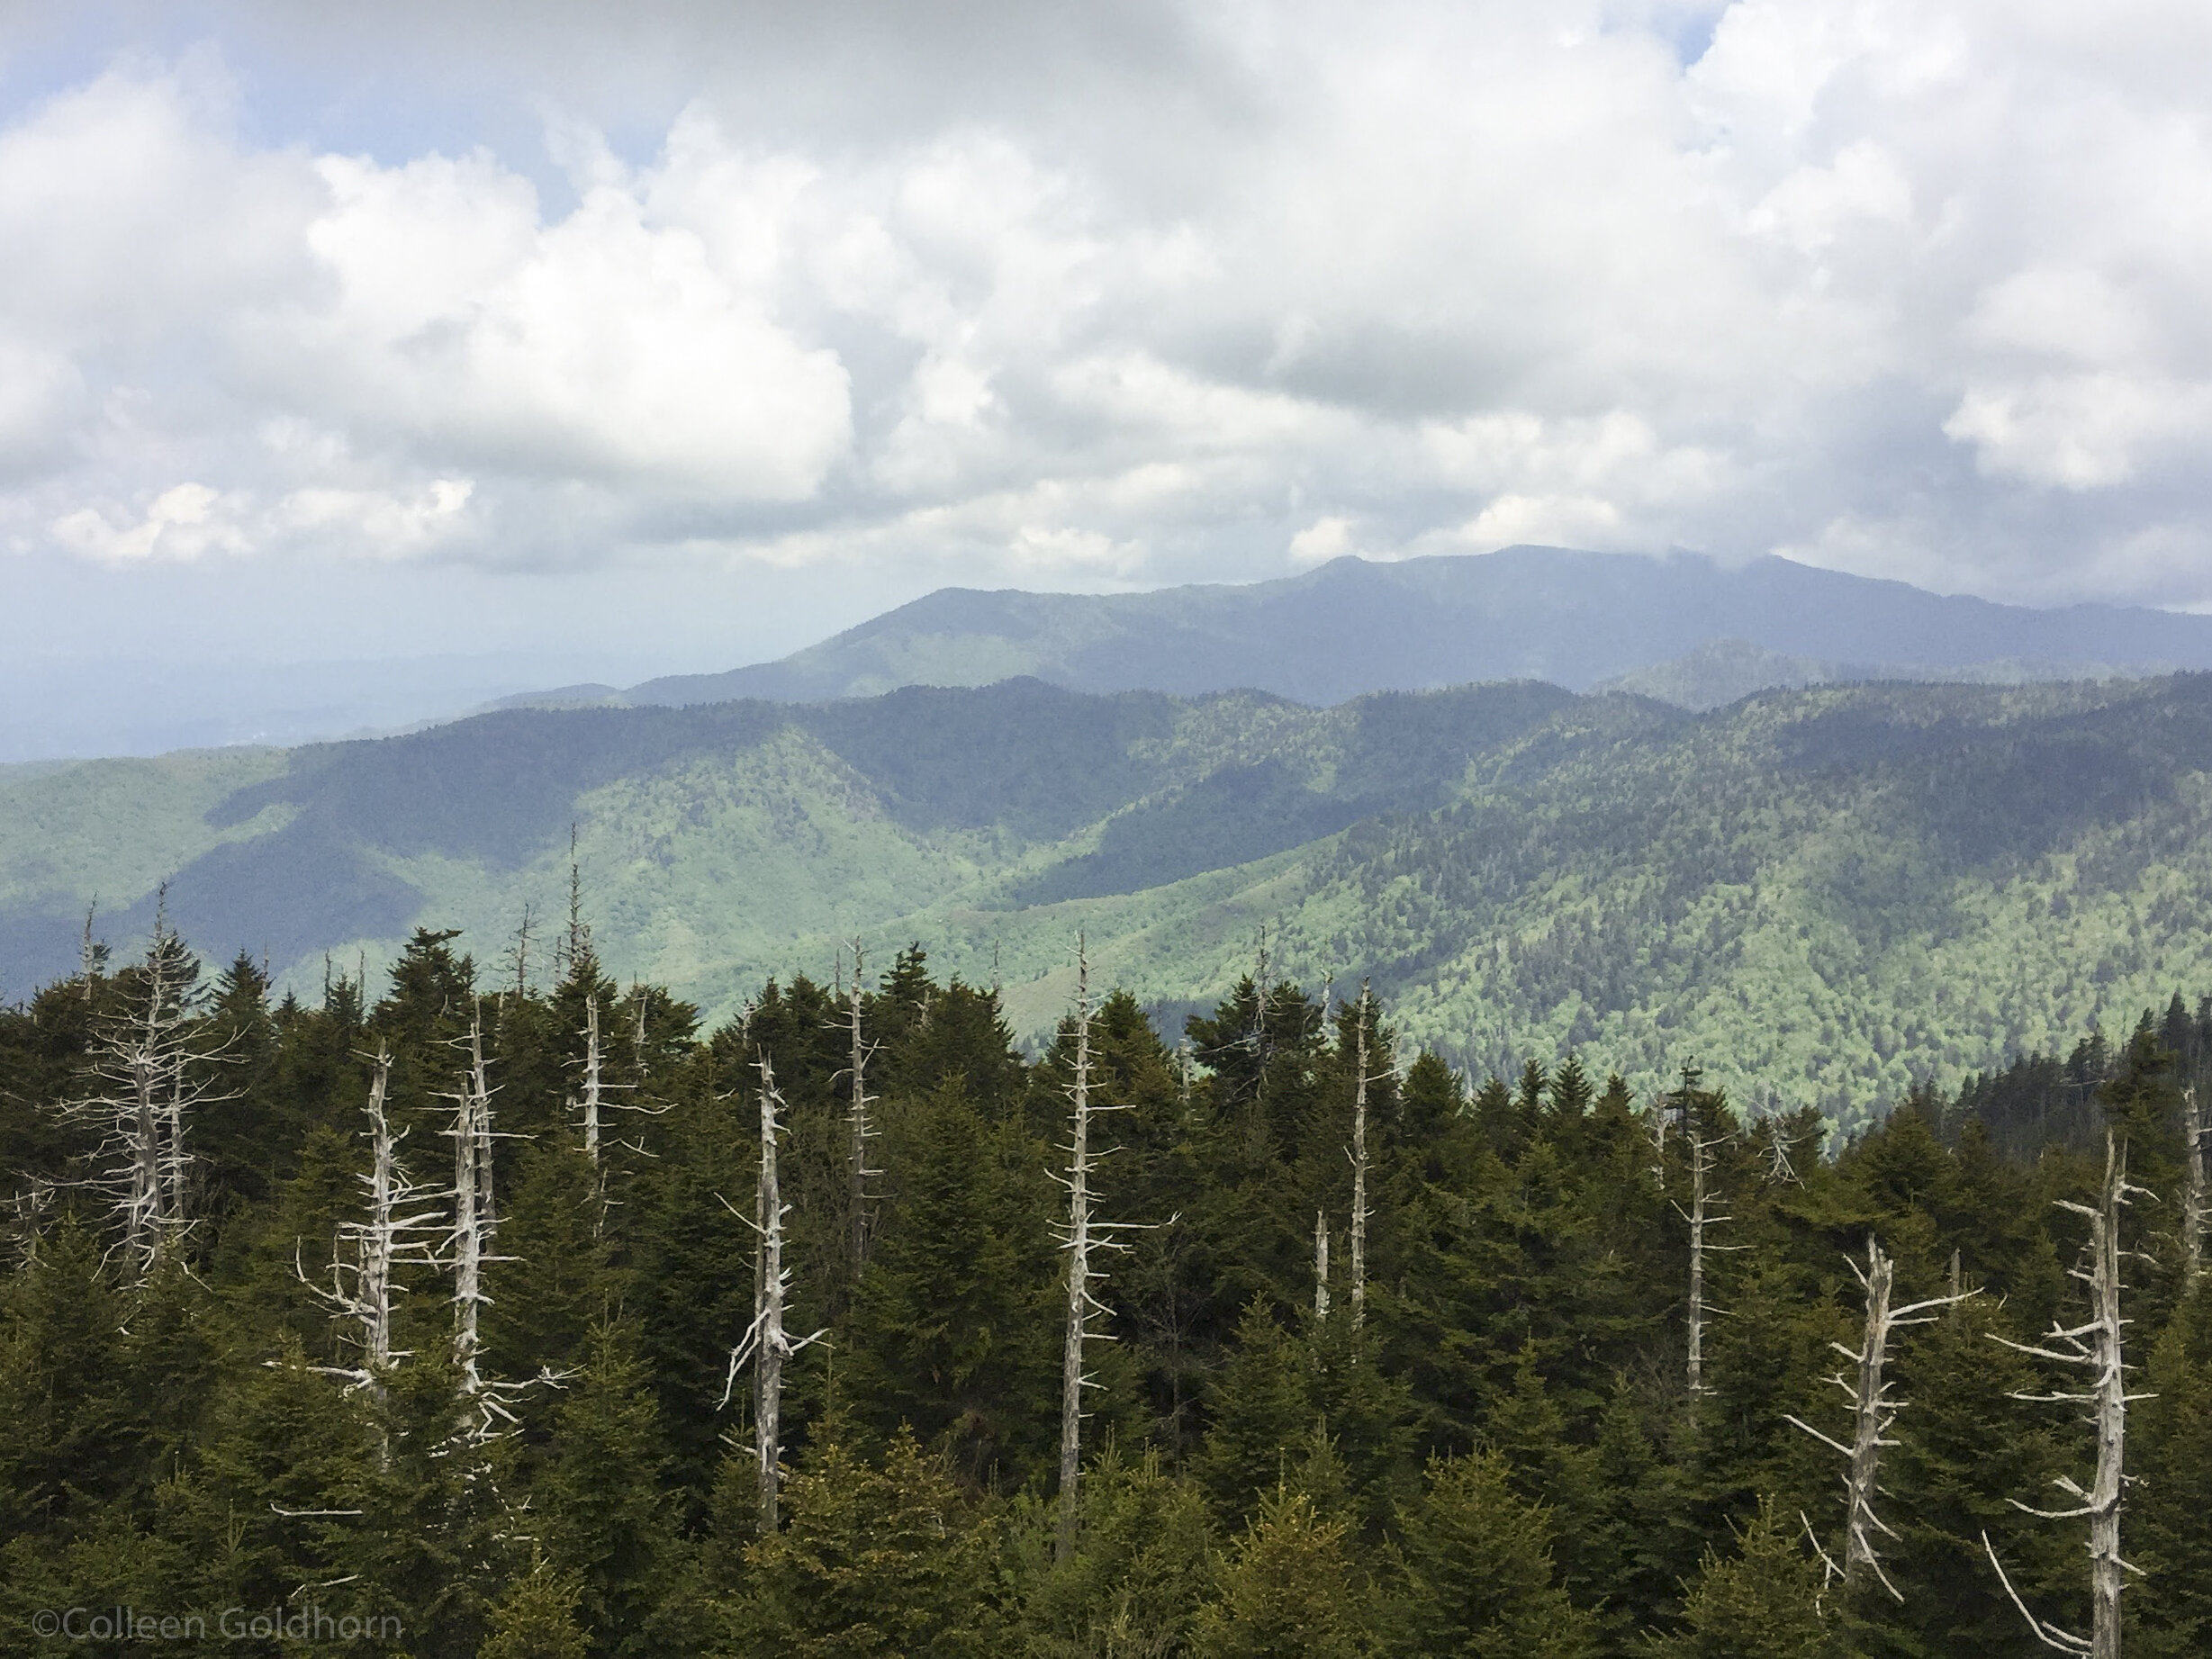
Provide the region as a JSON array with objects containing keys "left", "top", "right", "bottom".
[
  {"left": 720, "top": 1054, "right": 825, "bottom": 1533},
  {"left": 753, "top": 1054, "right": 788, "bottom": 1533},
  {"left": 1348, "top": 982, "right": 1373, "bottom": 1330},
  {"left": 1314, "top": 1211, "right": 1332, "bottom": 1322},
  {"left": 1986, "top": 1130, "right": 2149, "bottom": 1659},
  {"left": 1058, "top": 949, "right": 1100, "bottom": 1562},
  {"left": 1053, "top": 942, "right": 1138, "bottom": 1563},
  {"left": 302, "top": 1044, "right": 441, "bottom": 1414},
  {"left": 578, "top": 994, "right": 602, "bottom": 1167},
  {"left": 358, "top": 1047, "right": 402, "bottom": 1376},
  {"left": 79, "top": 901, "right": 103, "bottom": 996},
  {"left": 1682, "top": 1128, "right": 1732, "bottom": 1397},
  {"left": 2183, "top": 1086, "right": 2205, "bottom": 1283},
  {"left": 69, "top": 908, "right": 229, "bottom": 1276},
  {"left": 847, "top": 942, "right": 878, "bottom": 1271},
  {"left": 1788, "top": 1236, "right": 1976, "bottom": 1600},
  {"left": 448, "top": 1013, "right": 501, "bottom": 1406}
]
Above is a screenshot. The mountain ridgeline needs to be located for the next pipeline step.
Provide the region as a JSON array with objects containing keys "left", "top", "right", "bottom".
[
  {"left": 588, "top": 546, "right": 2212, "bottom": 708},
  {"left": 8, "top": 671, "right": 2212, "bottom": 1126}
]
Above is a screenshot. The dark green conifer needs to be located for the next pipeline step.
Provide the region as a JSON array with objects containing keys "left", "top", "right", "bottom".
[
  {"left": 1385, "top": 1447, "right": 1595, "bottom": 1659},
  {"left": 731, "top": 1416, "right": 1001, "bottom": 1657},
  {"left": 1191, "top": 1483, "right": 1367, "bottom": 1659}
]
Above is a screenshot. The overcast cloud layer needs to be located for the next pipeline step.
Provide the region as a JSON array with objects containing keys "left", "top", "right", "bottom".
[{"left": 2, "top": 0, "right": 2209, "bottom": 676}]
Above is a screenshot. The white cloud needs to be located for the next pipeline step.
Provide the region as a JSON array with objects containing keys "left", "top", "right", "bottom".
[
  {"left": 52, "top": 482, "right": 249, "bottom": 563},
  {"left": 49, "top": 476, "right": 475, "bottom": 564},
  {"left": 2, "top": 2, "right": 2211, "bottom": 609},
  {"left": 1288, "top": 515, "right": 1358, "bottom": 567}
]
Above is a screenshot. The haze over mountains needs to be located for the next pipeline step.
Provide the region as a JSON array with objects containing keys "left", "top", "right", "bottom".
[
  {"left": 535, "top": 546, "right": 2212, "bottom": 712},
  {"left": 14, "top": 548, "right": 2212, "bottom": 763}
]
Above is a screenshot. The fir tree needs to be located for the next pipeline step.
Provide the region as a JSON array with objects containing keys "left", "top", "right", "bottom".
[
  {"left": 1657, "top": 1497, "right": 1832, "bottom": 1658},
  {"left": 481, "top": 1550, "right": 591, "bottom": 1659},
  {"left": 1385, "top": 1447, "right": 1595, "bottom": 1659},
  {"left": 538, "top": 1321, "right": 690, "bottom": 1658},
  {"left": 731, "top": 1415, "right": 1001, "bottom": 1657},
  {"left": 1191, "top": 1483, "right": 1368, "bottom": 1659}
]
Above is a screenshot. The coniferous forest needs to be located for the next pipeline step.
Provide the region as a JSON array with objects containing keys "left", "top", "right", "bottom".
[{"left": 9, "top": 910, "right": 2212, "bottom": 1657}]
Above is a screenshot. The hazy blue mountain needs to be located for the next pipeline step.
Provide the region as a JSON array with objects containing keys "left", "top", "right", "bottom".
[{"left": 616, "top": 547, "right": 2212, "bottom": 708}]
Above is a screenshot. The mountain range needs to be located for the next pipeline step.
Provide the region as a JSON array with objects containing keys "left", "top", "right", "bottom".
[
  {"left": 517, "top": 546, "right": 2212, "bottom": 711},
  {"left": 9, "top": 659, "right": 2212, "bottom": 1130}
]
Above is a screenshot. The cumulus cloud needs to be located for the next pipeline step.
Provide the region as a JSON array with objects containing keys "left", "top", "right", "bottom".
[{"left": 0, "top": 0, "right": 2209, "bottom": 609}]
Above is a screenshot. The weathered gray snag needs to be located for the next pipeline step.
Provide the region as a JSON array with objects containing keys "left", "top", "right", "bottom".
[
  {"left": 846, "top": 941, "right": 879, "bottom": 1270},
  {"left": 1762, "top": 1107, "right": 1806, "bottom": 1186},
  {"left": 1052, "top": 942, "right": 1142, "bottom": 1563},
  {"left": 1985, "top": 1130, "right": 2151, "bottom": 1659},
  {"left": 569, "top": 989, "right": 664, "bottom": 1186},
  {"left": 721, "top": 1053, "right": 826, "bottom": 1532},
  {"left": 1314, "top": 1211, "right": 1332, "bottom": 1323},
  {"left": 1347, "top": 982, "right": 1375, "bottom": 1330},
  {"left": 1678, "top": 1126, "right": 1738, "bottom": 1397},
  {"left": 2182, "top": 1085, "right": 2205, "bottom": 1282},
  {"left": 1787, "top": 1235, "right": 1976, "bottom": 1600},
  {"left": 447, "top": 1015, "right": 498, "bottom": 1402},
  {"left": 578, "top": 993, "right": 604, "bottom": 1166},
  {"left": 301, "top": 1045, "right": 443, "bottom": 1409},
  {"left": 68, "top": 906, "right": 230, "bottom": 1276},
  {"left": 79, "top": 900, "right": 104, "bottom": 996}
]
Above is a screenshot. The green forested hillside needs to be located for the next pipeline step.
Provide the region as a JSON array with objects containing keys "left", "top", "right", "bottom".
[
  {"left": 5, "top": 929, "right": 2211, "bottom": 1655},
  {"left": 8, "top": 674, "right": 2212, "bottom": 1126}
]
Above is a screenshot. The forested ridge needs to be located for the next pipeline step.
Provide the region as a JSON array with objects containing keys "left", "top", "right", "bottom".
[
  {"left": 7, "top": 910, "right": 2212, "bottom": 1656},
  {"left": 14, "top": 672, "right": 2212, "bottom": 1132}
]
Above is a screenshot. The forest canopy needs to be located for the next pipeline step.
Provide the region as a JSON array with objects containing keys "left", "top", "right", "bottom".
[{"left": 4, "top": 913, "right": 2211, "bottom": 1656}]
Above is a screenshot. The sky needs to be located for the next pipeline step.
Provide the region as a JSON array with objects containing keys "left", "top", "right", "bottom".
[{"left": 1, "top": 0, "right": 2209, "bottom": 708}]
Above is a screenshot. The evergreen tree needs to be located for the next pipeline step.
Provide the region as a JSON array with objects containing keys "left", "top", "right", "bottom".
[
  {"left": 1193, "top": 1300, "right": 1317, "bottom": 1527},
  {"left": 538, "top": 1321, "right": 690, "bottom": 1658},
  {"left": 481, "top": 1550, "right": 591, "bottom": 1659},
  {"left": 729, "top": 1416, "right": 1001, "bottom": 1657},
  {"left": 1385, "top": 1447, "right": 1595, "bottom": 1659},
  {"left": 1191, "top": 1483, "right": 1367, "bottom": 1659},
  {"left": 1656, "top": 1497, "right": 1832, "bottom": 1659},
  {"left": 1018, "top": 1443, "right": 1214, "bottom": 1658},
  {"left": 843, "top": 1078, "right": 1058, "bottom": 1489},
  {"left": 2128, "top": 1279, "right": 2212, "bottom": 1657}
]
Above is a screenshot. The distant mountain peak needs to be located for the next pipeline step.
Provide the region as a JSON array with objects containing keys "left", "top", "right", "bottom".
[{"left": 609, "top": 546, "right": 2212, "bottom": 712}]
